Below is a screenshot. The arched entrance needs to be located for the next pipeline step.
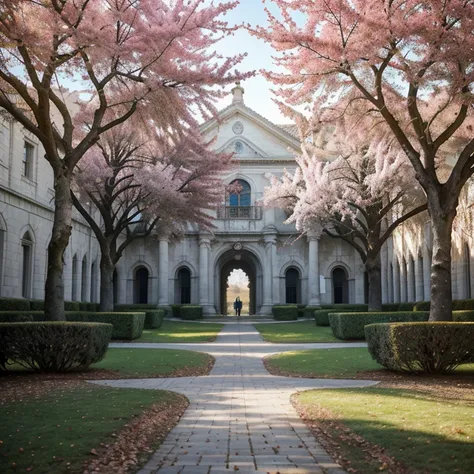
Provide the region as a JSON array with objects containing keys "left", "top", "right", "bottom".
[
  {"left": 176, "top": 267, "right": 191, "bottom": 304},
  {"left": 285, "top": 267, "right": 301, "bottom": 304},
  {"left": 332, "top": 267, "right": 349, "bottom": 303},
  {"left": 216, "top": 248, "right": 263, "bottom": 315}
]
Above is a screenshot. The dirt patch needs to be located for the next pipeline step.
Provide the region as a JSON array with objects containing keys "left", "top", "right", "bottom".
[
  {"left": 83, "top": 392, "right": 188, "bottom": 474},
  {"left": 0, "top": 356, "right": 214, "bottom": 406}
]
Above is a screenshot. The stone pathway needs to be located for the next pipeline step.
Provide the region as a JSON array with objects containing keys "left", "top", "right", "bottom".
[{"left": 92, "top": 322, "right": 377, "bottom": 474}]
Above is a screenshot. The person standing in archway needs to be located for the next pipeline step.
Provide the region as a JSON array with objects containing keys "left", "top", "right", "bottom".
[{"left": 234, "top": 296, "right": 242, "bottom": 317}]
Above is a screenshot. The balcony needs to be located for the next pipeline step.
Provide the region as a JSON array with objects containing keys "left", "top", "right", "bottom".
[{"left": 217, "top": 206, "right": 263, "bottom": 220}]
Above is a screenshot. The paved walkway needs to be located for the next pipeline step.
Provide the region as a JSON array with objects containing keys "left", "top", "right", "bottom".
[{"left": 92, "top": 323, "right": 377, "bottom": 474}]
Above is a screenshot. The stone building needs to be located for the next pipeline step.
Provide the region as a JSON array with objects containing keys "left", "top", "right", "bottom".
[{"left": 0, "top": 86, "right": 472, "bottom": 314}]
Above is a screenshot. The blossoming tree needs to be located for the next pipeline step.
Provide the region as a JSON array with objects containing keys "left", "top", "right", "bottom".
[
  {"left": 73, "top": 121, "right": 232, "bottom": 311},
  {"left": 264, "top": 110, "right": 426, "bottom": 310},
  {"left": 255, "top": 0, "right": 474, "bottom": 321},
  {"left": 0, "top": 0, "right": 248, "bottom": 319}
]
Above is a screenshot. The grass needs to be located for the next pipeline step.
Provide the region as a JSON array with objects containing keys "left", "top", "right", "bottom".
[
  {"left": 295, "top": 387, "right": 474, "bottom": 473},
  {"left": 137, "top": 320, "right": 223, "bottom": 343},
  {"left": 92, "top": 348, "right": 213, "bottom": 377},
  {"left": 0, "top": 385, "right": 181, "bottom": 474},
  {"left": 265, "top": 347, "right": 474, "bottom": 379},
  {"left": 254, "top": 320, "right": 339, "bottom": 343}
]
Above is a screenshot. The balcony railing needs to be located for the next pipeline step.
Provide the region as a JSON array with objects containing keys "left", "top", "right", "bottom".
[{"left": 217, "top": 206, "right": 263, "bottom": 220}]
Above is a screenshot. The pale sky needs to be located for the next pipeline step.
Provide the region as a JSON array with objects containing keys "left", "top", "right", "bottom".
[{"left": 228, "top": 268, "right": 249, "bottom": 288}]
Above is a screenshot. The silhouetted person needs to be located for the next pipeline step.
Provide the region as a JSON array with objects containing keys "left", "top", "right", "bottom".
[{"left": 234, "top": 296, "right": 242, "bottom": 316}]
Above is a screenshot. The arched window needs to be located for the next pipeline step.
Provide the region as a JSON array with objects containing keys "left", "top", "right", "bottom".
[
  {"left": 113, "top": 269, "right": 119, "bottom": 305},
  {"left": 332, "top": 267, "right": 349, "bottom": 304},
  {"left": 465, "top": 244, "right": 471, "bottom": 299},
  {"left": 285, "top": 267, "right": 300, "bottom": 304},
  {"left": 21, "top": 231, "right": 34, "bottom": 298},
  {"left": 71, "top": 254, "right": 78, "bottom": 301},
  {"left": 177, "top": 267, "right": 191, "bottom": 304},
  {"left": 134, "top": 267, "right": 148, "bottom": 304},
  {"left": 81, "top": 256, "right": 87, "bottom": 301},
  {"left": 90, "top": 261, "right": 97, "bottom": 302},
  {"left": 229, "top": 179, "right": 251, "bottom": 206}
]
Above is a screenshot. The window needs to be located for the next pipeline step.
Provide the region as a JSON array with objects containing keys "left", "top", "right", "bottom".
[
  {"left": 23, "top": 141, "right": 34, "bottom": 179},
  {"left": 229, "top": 179, "right": 251, "bottom": 217},
  {"left": 285, "top": 268, "right": 300, "bottom": 304},
  {"left": 71, "top": 255, "right": 78, "bottom": 301},
  {"left": 81, "top": 256, "right": 87, "bottom": 301},
  {"left": 332, "top": 267, "right": 349, "bottom": 304},
  {"left": 178, "top": 268, "right": 191, "bottom": 304},
  {"left": 134, "top": 267, "right": 149, "bottom": 304},
  {"left": 21, "top": 231, "right": 33, "bottom": 298}
]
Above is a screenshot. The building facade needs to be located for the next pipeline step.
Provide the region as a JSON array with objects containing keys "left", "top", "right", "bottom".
[{"left": 0, "top": 86, "right": 472, "bottom": 314}]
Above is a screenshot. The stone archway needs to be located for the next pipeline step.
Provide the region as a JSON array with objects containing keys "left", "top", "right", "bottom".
[{"left": 216, "top": 248, "right": 263, "bottom": 315}]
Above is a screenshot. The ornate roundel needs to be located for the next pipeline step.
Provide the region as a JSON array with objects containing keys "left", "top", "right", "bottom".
[
  {"left": 233, "top": 121, "right": 244, "bottom": 134},
  {"left": 233, "top": 242, "right": 243, "bottom": 251},
  {"left": 234, "top": 141, "right": 244, "bottom": 154}
]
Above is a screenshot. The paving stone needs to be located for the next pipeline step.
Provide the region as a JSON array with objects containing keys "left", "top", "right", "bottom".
[{"left": 95, "top": 323, "right": 377, "bottom": 473}]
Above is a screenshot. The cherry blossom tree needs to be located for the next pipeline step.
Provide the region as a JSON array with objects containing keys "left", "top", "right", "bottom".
[
  {"left": 255, "top": 0, "right": 474, "bottom": 321},
  {"left": 265, "top": 110, "right": 426, "bottom": 310},
  {"left": 72, "top": 121, "right": 232, "bottom": 311},
  {"left": 0, "top": 0, "right": 249, "bottom": 320}
]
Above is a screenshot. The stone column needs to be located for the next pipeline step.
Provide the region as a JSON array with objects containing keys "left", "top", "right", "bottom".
[
  {"left": 400, "top": 259, "right": 407, "bottom": 302},
  {"left": 393, "top": 259, "right": 400, "bottom": 303},
  {"left": 199, "top": 235, "right": 215, "bottom": 315},
  {"left": 414, "top": 257, "right": 424, "bottom": 302},
  {"left": 272, "top": 238, "right": 280, "bottom": 305},
  {"left": 307, "top": 233, "right": 321, "bottom": 306},
  {"left": 260, "top": 232, "right": 276, "bottom": 315},
  {"left": 158, "top": 237, "right": 170, "bottom": 310}
]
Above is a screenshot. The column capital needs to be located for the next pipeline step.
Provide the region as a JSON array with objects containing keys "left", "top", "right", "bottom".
[
  {"left": 199, "top": 234, "right": 212, "bottom": 247},
  {"left": 307, "top": 228, "right": 322, "bottom": 241}
]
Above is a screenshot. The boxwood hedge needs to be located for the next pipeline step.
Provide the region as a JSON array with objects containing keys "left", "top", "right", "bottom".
[
  {"left": 65, "top": 312, "right": 145, "bottom": 340},
  {"left": 272, "top": 305, "right": 298, "bottom": 321},
  {"left": 143, "top": 309, "right": 164, "bottom": 329},
  {"left": 329, "top": 311, "right": 430, "bottom": 340},
  {"left": 365, "top": 322, "right": 474, "bottom": 373},
  {"left": 0, "top": 322, "right": 112, "bottom": 372},
  {"left": 0, "top": 311, "right": 45, "bottom": 323},
  {"left": 170, "top": 304, "right": 182, "bottom": 318},
  {"left": 180, "top": 305, "right": 203, "bottom": 320}
]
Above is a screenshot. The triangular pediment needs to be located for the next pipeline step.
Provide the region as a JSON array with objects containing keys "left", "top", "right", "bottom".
[
  {"left": 201, "top": 102, "right": 301, "bottom": 159},
  {"left": 218, "top": 137, "right": 268, "bottom": 159}
]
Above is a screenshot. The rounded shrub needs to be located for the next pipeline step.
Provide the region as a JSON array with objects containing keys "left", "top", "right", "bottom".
[
  {"left": 272, "top": 305, "right": 298, "bottom": 321},
  {"left": 180, "top": 305, "right": 203, "bottom": 320},
  {"left": 365, "top": 322, "right": 474, "bottom": 374},
  {"left": 0, "top": 322, "right": 112, "bottom": 372}
]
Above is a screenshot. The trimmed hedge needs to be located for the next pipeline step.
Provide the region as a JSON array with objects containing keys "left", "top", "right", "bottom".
[
  {"left": 272, "top": 305, "right": 298, "bottom": 321},
  {"left": 365, "top": 322, "right": 474, "bottom": 373},
  {"left": 329, "top": 311, "right": 430, "bottom": 340},
  {"left": 180, "top": 305, "right": 203, "bottom": 320},
  {"left": 170, "top": 304, "right": 182, "bottom": 318},
  {"left": 0, "top": 298, "right": 30, "bottom": 311},
  {"left": 66, "top": 312, "right": 145, "bottom": 340},
  {"left": 414, "top": 299, "right": 474, "bottom": 312},
  {"left": 0, "top": 311, "right": 45, "bottom": 323},
  {"left": 321, "top": 304, "right": 368, "bottom": 311},
  {"left": 302, "top": 306, "right": 321, "bottom": 319},
  {"left": 0, "top": 322, "right": 112, "bottom": 372},
  {"left": 297, "top": 304, "right": 306, "bottom": 318},
  {"left": 453, "top": 310, "right": 474, "bottom": 322},
  {"left": 380, "top": 303, "right": 400, "bottom": 312},
  {"left": 143, "top": 310, "right": 164, "bottom": 329},
  {"left": 397, "top": 302, "right": 415, "bottom": 311},
  {"left": 114, "top": 304, "right": 158, "bottom": 311}
]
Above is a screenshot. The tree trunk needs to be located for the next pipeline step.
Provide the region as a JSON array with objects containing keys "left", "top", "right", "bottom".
[
  {"left": 366, "top": 252, "right": 383, "bottom": 311},
  {"left": 44, "top": 168, "right": 73, "bottom": 321},
  {"left": 429, "top": 206, "right": 456, "bottom": 321},
  {"left": 100, "top": 250, "right": 115, "bottom": 312}
]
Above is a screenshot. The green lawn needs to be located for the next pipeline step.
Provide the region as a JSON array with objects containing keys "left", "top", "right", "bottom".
[
  {"left": 137, "top": 320, "right": 223, "bottom": 343},
  {"left": 254, "top": 321, "right": 339, "bottom": 343},
  {"left": 295, "top": 387, "right": 474, "bottom": 473},
  {"left": 92, "top": 347, "right": 213, "bottom": 377},
  {"left": 0, "top": 385, "right": 184, "bottom": 474},
  {"left": 265, "top": 347, "right": 474, "bottom": 378}
]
